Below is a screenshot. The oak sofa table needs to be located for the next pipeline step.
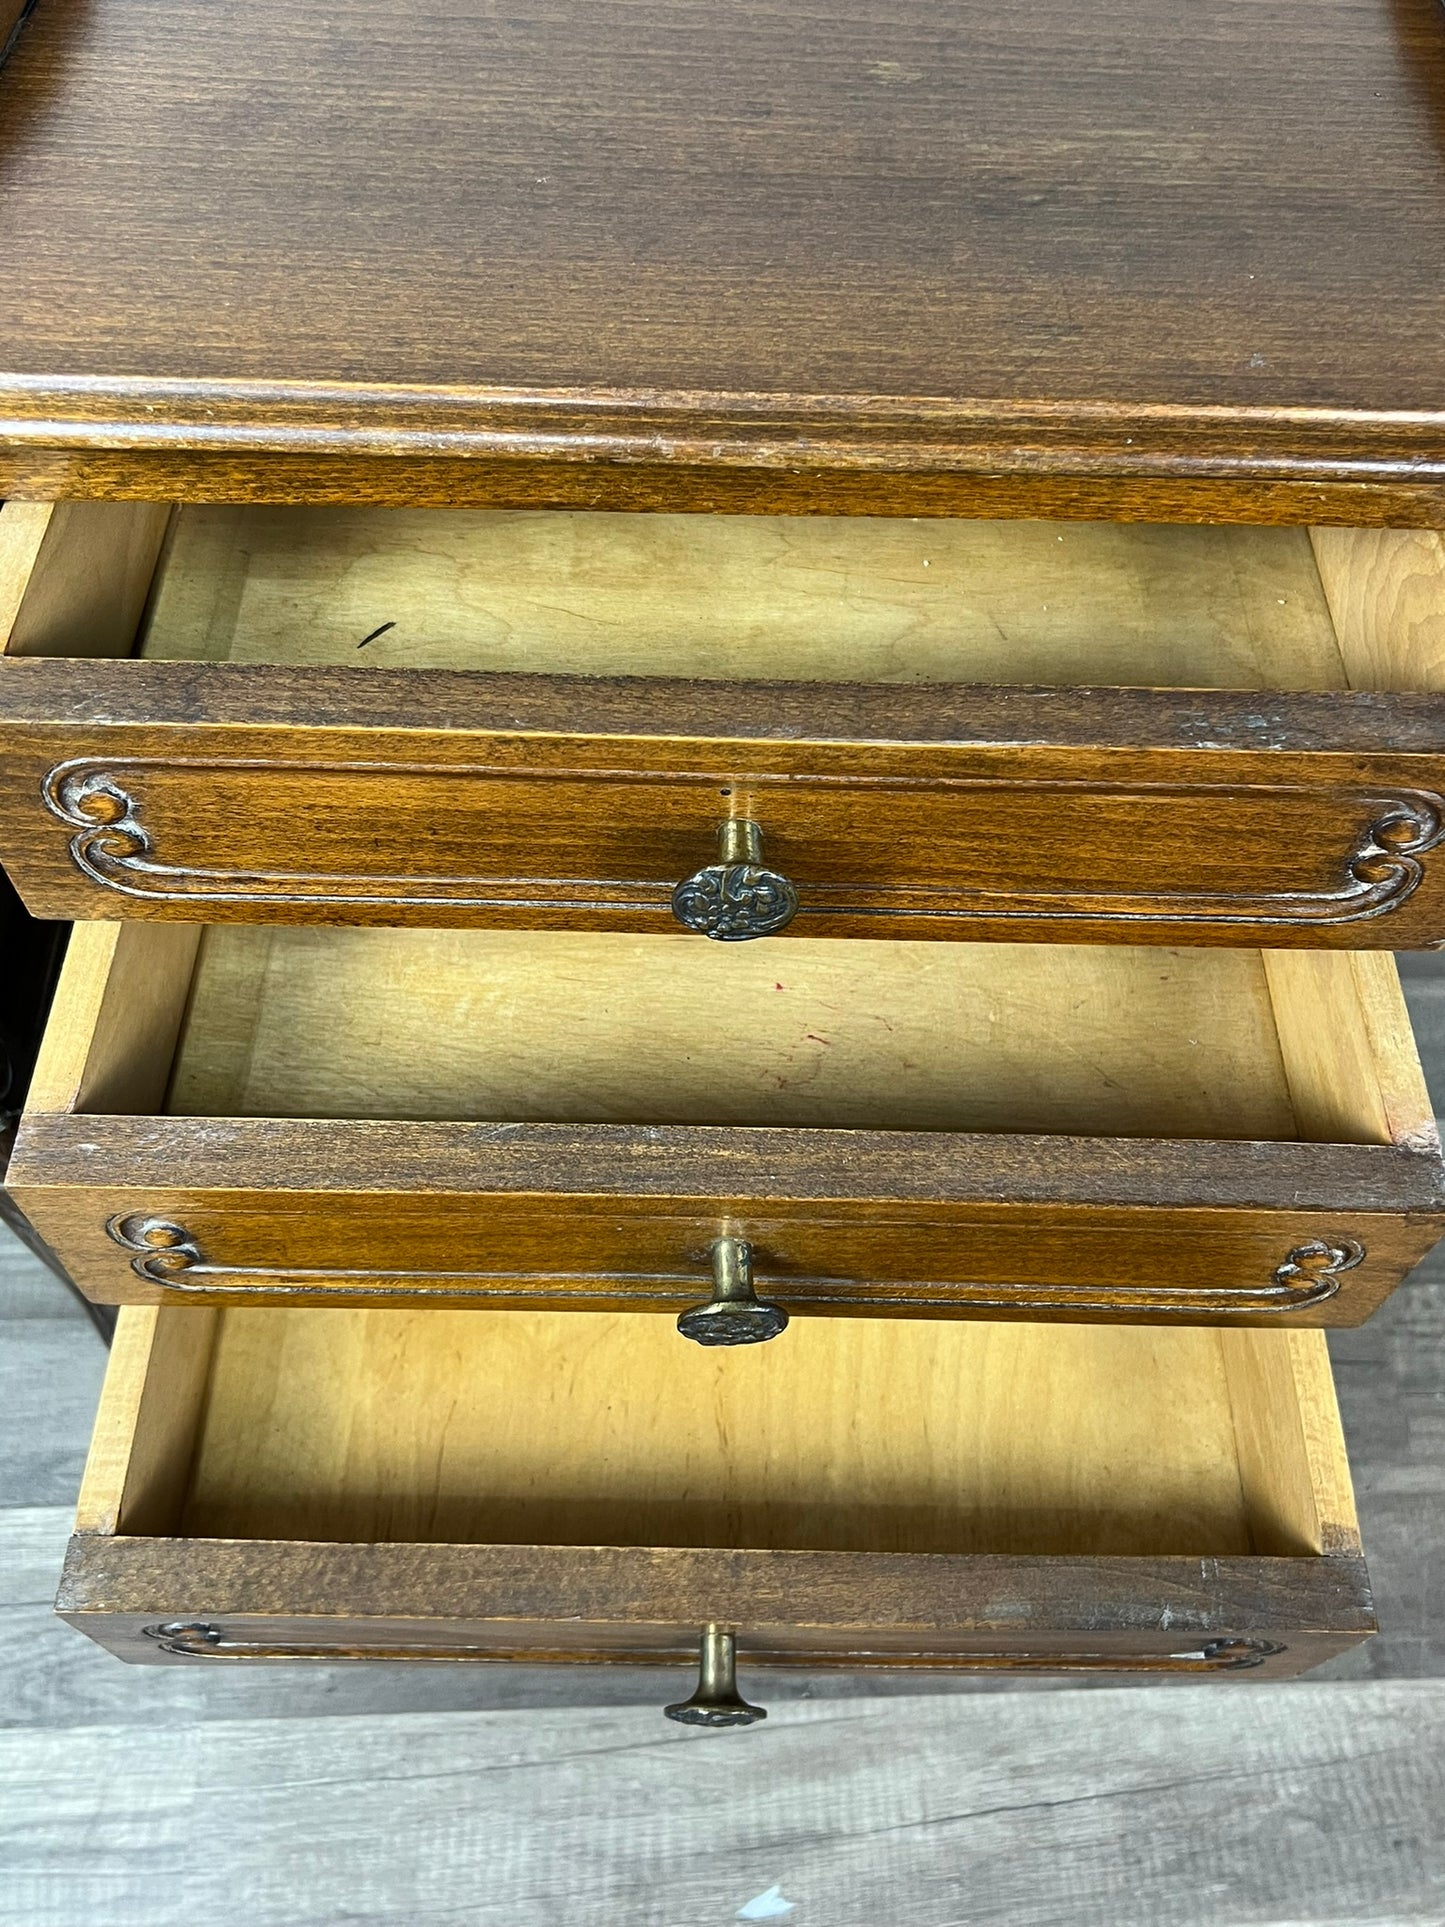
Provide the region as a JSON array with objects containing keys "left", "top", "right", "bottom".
[{"left": 3, "top": 0, "right": 1445, "bottom": 1714}]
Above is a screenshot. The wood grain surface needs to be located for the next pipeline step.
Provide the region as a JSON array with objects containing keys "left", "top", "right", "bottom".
[
  {"left": 0, "top": 501, "right": 170, "bottom": 659},
  {"left": 1263, "top": 949, "right": 1439, "bottom": 1151},
  {"left": 0, "top": 0, "right": 32, "bottom": 67},
  {"left": 4, "top": 1010, "right": 1442, "bottom": 1732},
  {"left": 19, "top": 1121, "right": 1437, "bottom": 1324},
  {"left": 0, "top": 1183, "right": 1432, "bottom": 1718},
  {"left": 1313, "top": 526, "right": 1445, "bottom": 691},
  {"left": 163, "top": 928, "right": 1302, "bottom": 1138},
  {"left": 29, "top": 915, "right": 1432, "bottom": 1161},
  {"left": 1, "top": 0, "right": 1444, "bottom": 515},
  {"left": 9, "top": 667, "right": 1445, "bottom": 941},
  {"left": 167, "top": 1310, "right": 1323, "bottom": 1557},
  {"left": 13, "top": 1225, "right": 1445, "bottom": 1927},
  {"left": 139, "top": 508, "right": 1352, "bottom": 683},
  {"left": 3, "top": 894, "right": 1445, "bottom": 1923},
  {"left": 5, "top": 1685, "right": 1442, "bottom": 1927},
  {"left": 11, "top": 1505, "right": 938, "bottom": 1725},
  {"left": 57, "top": 1534, "right": 1371, "bottom": 1680}
]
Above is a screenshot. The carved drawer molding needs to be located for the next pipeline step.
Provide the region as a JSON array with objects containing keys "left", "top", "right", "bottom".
[
  {"left": 105, "top": 1212, "right": 1367, "bottom": 1320},
  {"left": 32, "top": 754, "right": 1445, "bottom": 936}
]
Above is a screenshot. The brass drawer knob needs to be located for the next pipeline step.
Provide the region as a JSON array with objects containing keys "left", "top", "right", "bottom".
[
  {"left": 677, "top": 1238, "right": 789, "bottom": 1346},
  {"left": 664, "top": 1627, "right": 767, "bottom": 1727},
  {"left": 671, "top": 819, "right": 798, "bottom": 940}
]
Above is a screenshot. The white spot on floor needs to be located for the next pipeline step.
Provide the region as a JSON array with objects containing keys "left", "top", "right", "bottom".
[{"left": 738, "top": 1886, "right": 797, "bottom": 1920}]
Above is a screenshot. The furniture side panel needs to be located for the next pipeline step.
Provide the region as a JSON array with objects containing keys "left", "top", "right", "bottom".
[
  {"left": 21, "top": 923, "right": 200, "bottom": 1117},
  {"left": 1312, "top": 527, "right": 1445, "bottom": 692},
  {"left": 1263, "top": 951, "right": 1439, "bottom": 1152}
]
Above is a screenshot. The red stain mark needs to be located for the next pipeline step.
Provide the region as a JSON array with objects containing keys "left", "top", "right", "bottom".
[{"left": 775, "top": 982, "right": 786, "bottom": 991}]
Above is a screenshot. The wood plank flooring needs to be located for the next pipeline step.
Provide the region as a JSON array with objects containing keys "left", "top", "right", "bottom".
[{"left": 3, "top": 1685, "right": 1444, "bottom": 1927}]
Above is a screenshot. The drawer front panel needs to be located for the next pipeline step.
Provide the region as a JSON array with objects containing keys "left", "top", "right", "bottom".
[
  {"left": 90, "top": 1201, "right": 1388, "bottom": 1324},
  {"left": 14, "top": 1114, "right": 1442, "bottom": 1325},
  {"left": 24, "top": 759, "right": 1445, "bottom": 938},
  {"left": 59, "top": 1540, "right": 1375, "bottom": 1686},
  {"left": 4, "top": 665, "right": 1445, "bottom": 945},
  {"left": 135, "top": 1618, "right": 1282, "bottom": 1674}
]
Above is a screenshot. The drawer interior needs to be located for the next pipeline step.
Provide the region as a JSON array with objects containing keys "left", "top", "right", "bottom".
[
  {"left": 86, "top": 1305, "right": 1355, "bottom": 1562},
  {"left": 34, "top": 921, "right": 1426, "bottom": 1149},
  {"left": 4, "top": 502, "right": 1441, "bottom": 693},
  {"left": 132, "top": 509, "right": 1353, "bottom": 686},
  {"left": 165, "top": 927, "right": 1303, "bottom": 1138}
]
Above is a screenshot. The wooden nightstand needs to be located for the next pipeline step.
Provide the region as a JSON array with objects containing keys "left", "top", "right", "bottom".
[{"left": 3, "top": 0, "right": 1443, "bottom": 1714}]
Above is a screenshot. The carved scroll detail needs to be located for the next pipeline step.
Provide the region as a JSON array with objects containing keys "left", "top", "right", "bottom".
[
  {"left": 47, "top": 769, "right": 151, "bottom": 880},
  {"left": 1346, "top": 797, "right": 1445, "bottom": 909},
  {"left": 1271, "top": 1238, "right": 1366, "bottom": 1301},
  {"left": 104, "top": 1216, "right": 1365, "bottom": 1316},
  {"left": 140, "top": 1621, "right": 1282, "bottom": 1670},
  {"left": 38, "top": 757, "right": 1445, "bottom": 927}
]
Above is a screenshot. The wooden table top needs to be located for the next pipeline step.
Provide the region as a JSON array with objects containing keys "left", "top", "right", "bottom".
[{"left": 2, "top": 0, "right": 1444, "bottom": 516}]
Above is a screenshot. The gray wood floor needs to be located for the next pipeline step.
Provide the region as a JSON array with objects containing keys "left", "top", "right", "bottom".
[
  {"left": 3, "top": 953, "right": 1445, "bottom": 1919},
  {"left": 5, "top": 1683, "right": 1445, "bottom": 1927}
]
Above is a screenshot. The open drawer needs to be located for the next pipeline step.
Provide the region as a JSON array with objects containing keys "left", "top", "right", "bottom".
[
  {"left": 8, "top": 917, "right": 1444, "bottom": 1330},
  {"left": 58, "top": 1303, "right": 1376, "bottom": 1706},
  {"left": 2, "top": 504, "right": 1445, "bottom": 947}
]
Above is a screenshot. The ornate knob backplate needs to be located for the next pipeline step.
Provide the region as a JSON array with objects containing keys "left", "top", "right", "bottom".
[
  {"left": 671, "top": 819, "right": 798, "bottom": 941},
  {"left": 677, "top": 1238, "right": 789, "bottom": 1346},
  {"left": 664, "top": 1627, "right": 767, "bottom": 1727}
]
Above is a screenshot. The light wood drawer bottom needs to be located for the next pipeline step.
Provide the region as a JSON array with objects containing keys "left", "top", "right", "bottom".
[{"left": 58, "top": 1304, "right": 1375, "bottom": 1712}]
